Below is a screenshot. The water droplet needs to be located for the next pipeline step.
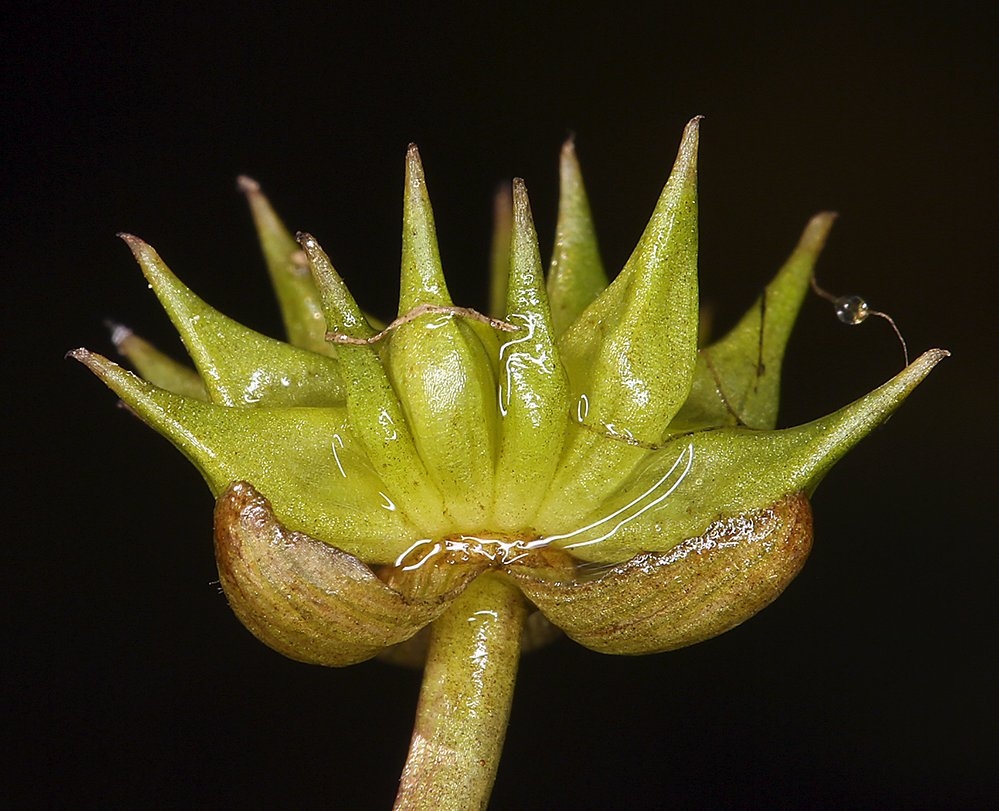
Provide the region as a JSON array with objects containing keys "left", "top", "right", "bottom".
[
  {"left": 834, "top": 295, "right": 869, "bottom": 325},
  {"left": 812, "top": 275, "right": 909, "bottom": 366}
]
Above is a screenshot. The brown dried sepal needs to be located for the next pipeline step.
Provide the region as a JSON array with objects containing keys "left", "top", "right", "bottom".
[
  {"left": 214, "top": 481, "right": 474, "bottom": 667},
  {"left": 215, "top": 482, "right": 811, "bottom": 665},
  {"left": 507, "top": 493, "right": 814, "bottom": 655}
]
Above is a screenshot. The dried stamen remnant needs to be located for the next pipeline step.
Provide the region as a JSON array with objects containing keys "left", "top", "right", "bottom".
[
  {"left": 325, "top": 303, "right": 519, "bottom": 346},
  {"left": 379, "top": 533, "right": 576, "bottom": 601}
]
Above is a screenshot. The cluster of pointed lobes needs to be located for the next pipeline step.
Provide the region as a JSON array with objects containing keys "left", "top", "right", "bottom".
[{"left": 70, "top": 118, "right": 945, "bottom": 573}]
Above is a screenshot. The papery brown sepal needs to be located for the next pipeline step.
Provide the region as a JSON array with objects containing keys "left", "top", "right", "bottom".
[
  {"left": 214, "top": 482, "right": 468, "bottom": 666},
  {"left": 510, "top": 493, "right": 813, "bottom": 655}
]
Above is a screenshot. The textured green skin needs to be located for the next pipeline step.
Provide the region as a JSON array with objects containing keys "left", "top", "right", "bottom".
[{"left": 394, "top": 574, "right": 525, "bottom": 811}]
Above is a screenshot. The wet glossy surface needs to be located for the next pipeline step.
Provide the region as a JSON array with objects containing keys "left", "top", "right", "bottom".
[{"left": 834, "top": 294, "right": 870, "bottom": 325}]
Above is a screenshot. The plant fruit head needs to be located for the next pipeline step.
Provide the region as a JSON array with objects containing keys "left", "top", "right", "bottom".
[{"left": 72, "top": 118, "right": 946, "bottom": 663}]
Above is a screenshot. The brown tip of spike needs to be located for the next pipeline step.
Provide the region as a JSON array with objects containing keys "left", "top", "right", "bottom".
[{"left": 236, "top": 175, "right": 260, "bottom": 193}]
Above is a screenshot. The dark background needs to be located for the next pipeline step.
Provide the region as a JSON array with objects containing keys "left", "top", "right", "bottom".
[{"left": 5, "top": 3, "right": 996, "bottom": 808}]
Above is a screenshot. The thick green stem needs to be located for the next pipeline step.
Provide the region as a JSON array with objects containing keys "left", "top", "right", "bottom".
[{"left": 393, "top": 574, "right": 526, "bottom": 811}]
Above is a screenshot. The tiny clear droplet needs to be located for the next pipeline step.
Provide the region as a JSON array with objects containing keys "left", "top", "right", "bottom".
[{"left": 834, "top": 295, "right": 869, "bottom": 325}]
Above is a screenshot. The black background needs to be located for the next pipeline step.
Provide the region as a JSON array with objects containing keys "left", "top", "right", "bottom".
[{"left": 5, "top": 3, "right": 996, "bottom": 808}]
